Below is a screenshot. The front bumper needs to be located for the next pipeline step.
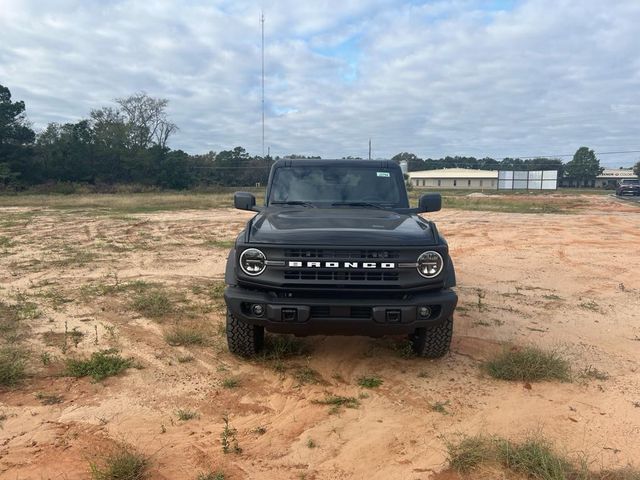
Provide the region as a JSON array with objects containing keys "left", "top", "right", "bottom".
[{"left": 224, "top": 286, "right": 458, "bottom": 336}]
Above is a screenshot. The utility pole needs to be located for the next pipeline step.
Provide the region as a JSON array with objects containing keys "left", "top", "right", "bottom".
[
  {"left": 368, "top": 138, "right": 372, "bottom": 160},
  {"left": 261, "top": 11, "right": 265, "bottom": 158}
]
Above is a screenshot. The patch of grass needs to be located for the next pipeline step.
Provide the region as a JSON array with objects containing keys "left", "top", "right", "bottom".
[
  {"left": 196, "top": 472, "right": 225, "bottom": 480},
  {"left": 36, "top": 392, "right": 64, "bottom": 405},
  {"left": 65, "top": 350, "right": 132, "bottom": 381},
  {"left": 221, "top": 414, "right": 242, "bottom": 454},
  {"left": 312, "top": 394, "right": 360, "bottom": 414},
  {"left": 306, "top": 438, "right": 317, "bottom": 449},
  {"left": 258, "top": 335, "right": 308, "bottom": 362},
  {"left": 446, "top": 434, "right": 498, "bottom": 473},
  {"left": 0, "top": 235, "right": 15, "bottom": 249},
  {"left": 0, "top": 301, "right": 24, "bottom": 342},
  {"left": 177, "top": 354, "right": 194, "bottom": 363},
  {"left": 483, "top": 346, "right": 571, "bottom": 382},
  {"left": 543, "top": 294, "right": 563, "bottom": 301},
  {"left": 176, "top": 409, "right": 199, "bottom": 421},
  {"left": 579, "top": 300, "right": 600, "bottom": 312},
  {"left": 0, "top": 347, "right": 27, "bottom": 386},
  {"left": 431, "top": 400, "right": 450, "bottom": 414},
  {"left": 165, "top": 326, "right": 205, "bottom": 346},
  {"left": 52, "top": 248, "right": 97, "bottom": 268},
  {"left": 499, "top": 436, "right": 570, "bottom": 479},
  {"left": 89, "top": 443, "right": 149, "bottom": 480},
  {"left": 204, "top": 239, "right": 235, "bottom": 249},
  {"left": 222, "top": 377, "right": 240, "bottom": 389},
  {"left": 357, "top": 375, "right": 383, "bottom": 389},
  {"left": 40, "top": 351, "right": 53, "bottom": 365},
  {"left": 292, "top": 365, "right": 322, "bottom": 385},
  {"left": 582, "top": 365, "right": 610, "bottom": 381},
  {"left": 131, "top": 288, "right": 174, "bottom": 318},
  {"left": 446, "top": 433, "right": 640, "bottom": 479}
]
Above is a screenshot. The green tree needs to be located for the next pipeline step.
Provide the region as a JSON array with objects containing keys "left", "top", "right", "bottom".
[
  {"left": 634, "top": 160, "right": 640, "bottom": 177},
  {"left": 564, "top": 147, "right": 602, "bottom": 187},
  {"left": 0, "top": 84, "right": 35, "bottom": 147}
]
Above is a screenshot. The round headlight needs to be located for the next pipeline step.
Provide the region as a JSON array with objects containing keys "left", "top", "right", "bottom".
[
  {"left": 239, "top": 248, "right": 267, "bottom": 276},
  {"left": 417, "top": 251, "right": 443, "bottom": 278}
]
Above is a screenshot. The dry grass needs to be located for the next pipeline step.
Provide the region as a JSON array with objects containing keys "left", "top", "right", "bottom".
[
  {"left": 446, "top": 433, "right": 640, "bottom": 479},
  {"left": 483, "top": 346, "right": 571, "bottom": 382}
]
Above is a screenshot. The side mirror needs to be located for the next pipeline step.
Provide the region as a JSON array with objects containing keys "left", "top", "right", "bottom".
[
  {"left": 234, "top": 192, "right": 259, "bottom": 211},
  {"left": 418, "top": 193, "right": 441, "bottom": 213}
]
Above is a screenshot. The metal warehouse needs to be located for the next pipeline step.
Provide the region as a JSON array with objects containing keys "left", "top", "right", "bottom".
[{"left": 408, "top": 168, "right": 498, "bottom": 189}]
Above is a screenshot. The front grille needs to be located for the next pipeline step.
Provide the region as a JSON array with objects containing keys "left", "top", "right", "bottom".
[
  {"left": 284, "top": 270, "right": 399, "bottom": 281},
  {"left": 310, "top": 306, "right": 373, "bottom": 319},
  {"left": 284, "top": 248, "right": 400, "bottom": 259}
]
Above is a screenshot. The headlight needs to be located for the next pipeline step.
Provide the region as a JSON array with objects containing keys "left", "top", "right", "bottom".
[
  {"left": 417, "top": 251, "right": 443, "bottom": 278},
  {"left": 239, "top": 248, "right": 267, "bottom": 276}
]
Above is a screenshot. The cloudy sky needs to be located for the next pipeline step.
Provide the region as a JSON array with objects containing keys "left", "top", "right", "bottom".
[{"left": 1, "top": 0, "right": 639, "bottom": 166}]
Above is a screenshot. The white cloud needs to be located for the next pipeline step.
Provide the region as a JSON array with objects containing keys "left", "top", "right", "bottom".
[{"left": 1, "top": 0, "right": 639, "bottom": 166}]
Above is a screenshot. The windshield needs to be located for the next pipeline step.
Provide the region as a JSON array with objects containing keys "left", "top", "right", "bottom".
[
  {"left": 268, "top": 165, "right": 407, "bottom": 207},
  {"left": 621, "top": 179, "right": 639, "bottom": 185}
]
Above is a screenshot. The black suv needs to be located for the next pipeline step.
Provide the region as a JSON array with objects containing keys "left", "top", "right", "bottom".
[
  {"left": 616, "top": 178, "right": 640, "bottom": 196},
  {"left": 223, "top": 160, "right": 457, "bottom": 358}
]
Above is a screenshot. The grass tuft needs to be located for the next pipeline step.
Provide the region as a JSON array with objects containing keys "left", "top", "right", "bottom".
[
  {"left": 165, "top": 327, "right": 205, "bottom": 346},
  {"left": 0, "top": 347, "right": 27, "bottom": 386},
  {"left": 446, "top": 433, "right": 640, "bottom": 479},
  {"left": 312, "top": 394, "right": 360, "bottom": 414},
  {"left": 258, "top": 335, "right": 308, "bottom": 362},
  {"left": 66, "top": 350, "right": 132, "bottom": 381},
  {"left": 357, "top": 375, "right": 383, "bottom": 389},
  {"left": 90, "top": 443, "right": 148, "bottom": 480},
  {"left": 222, "top": 377, "right": 239, "bottom": 389},
  {"left": 483, "top": 346, "right": 571, "bottom": 382},
  {"left": 196, "top": 472, "right": 225, "bottom": 480},
  {"left": 176, "top": 409, "right": 199, "bottom": 421},
  {"left": 131, "top": 288, "right": 174, "bottom": 318}
]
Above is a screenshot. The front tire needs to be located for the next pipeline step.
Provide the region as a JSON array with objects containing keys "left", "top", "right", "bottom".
[
  {"left": 409, "top": 316, "right": 453, "bottom": 358},
  {"left": 226, "top": 309, "right": 264, "bottom": 357}
]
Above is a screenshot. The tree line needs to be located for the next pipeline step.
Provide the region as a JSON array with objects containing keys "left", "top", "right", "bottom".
[{"left": 1, "top": 83, "right": 634, "bottom": 191}]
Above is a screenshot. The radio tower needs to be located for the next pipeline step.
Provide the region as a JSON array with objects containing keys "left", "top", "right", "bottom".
[{"left": 261, "top": 11, "right": 265, "bottom": 158}]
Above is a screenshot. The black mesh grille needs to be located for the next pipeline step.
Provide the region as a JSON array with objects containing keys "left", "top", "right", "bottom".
[
  {"left": 284, "top": 248, "right": 400, "bottom": 259},
  {"left": 309, "top": 306, "right": 373, "bottom": 319}
]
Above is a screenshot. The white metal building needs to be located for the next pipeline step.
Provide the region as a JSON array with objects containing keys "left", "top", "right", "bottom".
[
  {"left": 408, "top": 168, "right": 498, "bottom": 189},
  {"left": 595, "top": 168, "right": 637, "bottom": 188}
]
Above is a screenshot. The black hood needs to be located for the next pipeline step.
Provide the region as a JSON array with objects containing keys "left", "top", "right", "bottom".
[{"left": 248, "top": 207, "right": 436, "bottom": 246}]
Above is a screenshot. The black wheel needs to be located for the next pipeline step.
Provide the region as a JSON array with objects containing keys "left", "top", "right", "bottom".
[
  {"left": 226, "top": 309, "right": 264, "bottom": 357},
  {"left": 409, "top": 316, "right": 453, "bottom": 358}
]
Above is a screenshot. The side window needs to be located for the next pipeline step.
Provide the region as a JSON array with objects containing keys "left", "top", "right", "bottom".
[
  {"left": 437, "top": 179, "right": 441, "bottom": 187},
  {"left": 453, "top": 179, "right": 457, "bottom": 187},
  {"left": 468, "top": 179, "right": 471, "bottom": 186}
]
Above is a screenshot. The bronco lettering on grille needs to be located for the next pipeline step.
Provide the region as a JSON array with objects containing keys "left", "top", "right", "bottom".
[{"left": 287, "top": 261, "right": 395, "bottom": 269}]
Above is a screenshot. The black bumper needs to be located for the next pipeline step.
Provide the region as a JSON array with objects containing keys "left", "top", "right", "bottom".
[{"left": 224, "top": 286, "right": 458, "bottom": 336}]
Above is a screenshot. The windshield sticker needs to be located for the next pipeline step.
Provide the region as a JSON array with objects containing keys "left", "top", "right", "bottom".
[{"left": 376, "top": 172, "right": 390, "bottom": 177}]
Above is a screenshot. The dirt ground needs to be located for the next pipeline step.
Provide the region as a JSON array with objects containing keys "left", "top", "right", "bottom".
[{"left": 0, "top": 194, "right": 639, "bottom": 479}]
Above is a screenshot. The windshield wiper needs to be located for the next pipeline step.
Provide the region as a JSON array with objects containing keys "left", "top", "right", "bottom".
[
  {"left": 271, "top": 201, "right": 316, "bottom": 207},
  {"left": 331, "top": 202, "right": 387, "bottom": 210}
]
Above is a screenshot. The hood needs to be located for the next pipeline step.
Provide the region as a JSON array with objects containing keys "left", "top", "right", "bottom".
[{"left": 248, "top": 207, "right": 436, "bottom": 246}]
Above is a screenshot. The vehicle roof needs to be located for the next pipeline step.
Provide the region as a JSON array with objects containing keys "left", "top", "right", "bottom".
[{"left": 272, "top": 159, "right": 400, "bottom": 169}]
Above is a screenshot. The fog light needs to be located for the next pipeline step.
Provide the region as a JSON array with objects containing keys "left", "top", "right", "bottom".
[
  {"left": 252, "top": 304, "right": 265, "bottom": 316},
  {"left": 419, "top": 306, "right": 431, "bottom": 318}
]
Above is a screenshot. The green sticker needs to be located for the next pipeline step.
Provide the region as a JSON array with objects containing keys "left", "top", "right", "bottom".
[{"left": 376, "top": 172, "right": 390, "bottom": 177}]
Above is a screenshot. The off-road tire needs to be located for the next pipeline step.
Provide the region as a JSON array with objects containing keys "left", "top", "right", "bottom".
[
  {"left": 409, "top": 316, "right": 453, "bottom": 358},
  {"left": 226, "top": 309, "right": 264, "bottom": 357}
]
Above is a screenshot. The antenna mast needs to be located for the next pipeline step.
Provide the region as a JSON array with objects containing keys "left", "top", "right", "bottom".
[{"left": 261, "top": 11, "right": 265, "bottom": 158}]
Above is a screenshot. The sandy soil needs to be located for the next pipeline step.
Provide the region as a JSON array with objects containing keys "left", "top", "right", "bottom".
[{"left": 0, "top": 195, "right": 639, "bottom": 479}]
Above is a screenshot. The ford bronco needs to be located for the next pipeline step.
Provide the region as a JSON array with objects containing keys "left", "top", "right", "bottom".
[{"left": 224, "top": 159, "right": 457, "bottom": 358}]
